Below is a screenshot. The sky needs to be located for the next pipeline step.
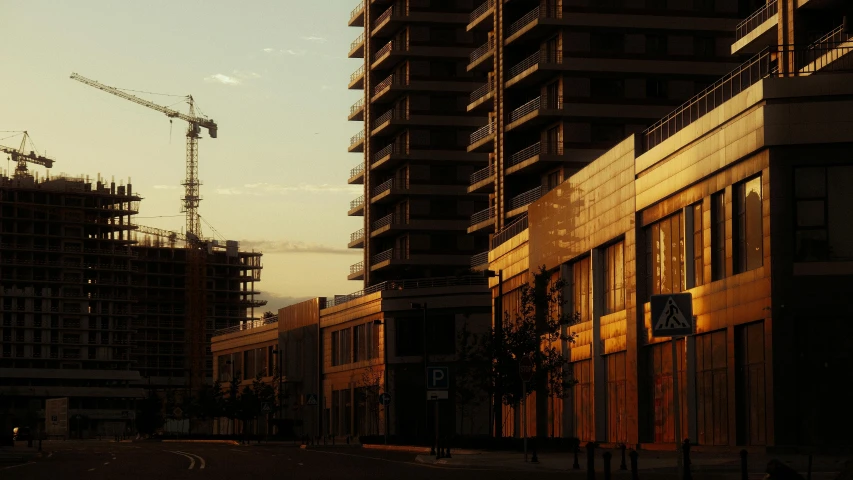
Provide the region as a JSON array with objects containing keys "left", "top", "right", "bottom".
[{"left": 0, "top": 0, "right": 365, "bottom": 312}]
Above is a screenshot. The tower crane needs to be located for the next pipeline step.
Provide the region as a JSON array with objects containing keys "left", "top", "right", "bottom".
[
  {"left": 0, "top": 132, "right": 55, "bottom": 177},
  {"left": 70, "top": 72, "right": 215, "bottom": 396}
]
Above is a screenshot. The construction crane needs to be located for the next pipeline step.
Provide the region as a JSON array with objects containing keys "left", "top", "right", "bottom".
[
  {"left": 0, "top": 132, "right": 55, "bottom": 178},
  {"left": 70, "top": 72, "right": 215, "bottom": 397}
]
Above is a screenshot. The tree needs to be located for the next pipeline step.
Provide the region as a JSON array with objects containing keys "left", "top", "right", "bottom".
[
  {"left": 136, "top": 389, "right": 164, "bottom": 435},
  {"left": 222, "top": 371, "right": 243, "bottom": 434},
  {"left": 194, "top": 381, "right": 224, "bottom": 424},
  {"left": 262, "top": 311, "right": 276, "bottom": 323},
  {"left": 357, "top": 366, "right": 383, "bottom": 435},
  {"left": 455, "top": 322, "right": 490, "bottom": 435}
]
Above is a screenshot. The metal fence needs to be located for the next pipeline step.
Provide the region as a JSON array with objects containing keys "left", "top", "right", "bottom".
[
  {"left": 490, "top": 214, "right": 528, "bottom": 250},
  {"left": 326, "top": 275, "right": 488, "bottom": 308},
  {"left": 735, "top": 0, "right": 777, "bottom": 41}
]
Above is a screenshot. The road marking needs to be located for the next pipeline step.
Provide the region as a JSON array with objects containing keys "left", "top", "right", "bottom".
[
  {"left": 48, "top": 452, "right": 54, "bottom": 458},
  {"left": 88, "top": 468, "right": 96, "bottom": 471},
  {"left": 166, "top": 450, "right": 196, "bottom": 469},
  {"left": 170, "top": 450, "right": 206, "bottom": 470},
  {"left": 104, "top": 462, "right": 110, "bottom": 465},
  {"left": 0, "top": 462, "right": 36, "bottom": 471}
]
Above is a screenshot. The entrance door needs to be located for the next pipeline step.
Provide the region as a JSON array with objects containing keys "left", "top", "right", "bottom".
[{"left": 735, "top": 322, "right": 766, "bottom": 445}]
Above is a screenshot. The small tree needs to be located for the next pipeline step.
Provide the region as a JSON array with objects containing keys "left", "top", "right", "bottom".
[
  {"left": 455, "top": 322, "right": 490, "bottom": 434},
  {"left": 222, "top": 371, "right": 243, "bottom": 434},
  {"left": 357, "top": 366, "right": 383, "bottom": 435}
]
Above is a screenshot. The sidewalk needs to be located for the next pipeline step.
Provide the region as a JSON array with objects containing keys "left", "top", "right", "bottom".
[
  {"left": 0, "top": 444, "right": 43, "bottom": 466},
  {"left": 414, "top": 449, "right": 850, "bottom": 479}
]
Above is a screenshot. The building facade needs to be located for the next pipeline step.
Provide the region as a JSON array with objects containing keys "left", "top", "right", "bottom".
[{"left": 487, "top": 0, "right": 853, "bottom": 447}]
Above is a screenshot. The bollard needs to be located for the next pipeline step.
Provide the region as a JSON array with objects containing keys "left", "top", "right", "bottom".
[
  {"left": 446, "top": 439, "right": 452, "bottom": 459},
  {"left": 531, "top": 439, "right": 539, "bottom": 464},
  {"left": 620, "top": 444, "right": 627, "bottom": 470},
  {"left": 808, "top": 454, "right": 812, "bottom": 480},
  {"left": 573, "top": 441, "right": 581, "bottom": 470},
  {"left": 604, "top": 451, "right": 612, "bottom": 480},
  {"left": 587, "top": 442, "right": 597, "bottom": 480},
  {"left": 630, "top": 449, "right": 639, "bottom": 480},
  {"left": 435, "top": 437, "right": 441, "bottom": 460},
  {"left": 682, "top": 439, "right": 692, "bottom": 480},
  {"left": 740, "top": 450, "right": 749, "bottom": 480}
]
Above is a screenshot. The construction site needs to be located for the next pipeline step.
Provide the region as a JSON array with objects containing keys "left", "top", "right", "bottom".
[{"left": 0, "top": 71, "right": 265, "bottom": 438}]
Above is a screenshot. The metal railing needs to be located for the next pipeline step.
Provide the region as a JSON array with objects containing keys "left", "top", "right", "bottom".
[
  {"left": 507, "top": 5, "right": 561, "bottom": 38},
  {"left": 372, "top": 109, "right": 396, "bottom": 129},
  {"left": 350, "top": 228, "right": 365, "bottom": 243},
  {"left": 735, "top": 0, "right": 777, "bottom": 41},
  {"left": 373, "top": 143, "right": 395, "bottom": 162},
  {"left": 491, "top": 214, "right": 528, "bottom": 250},
  {"left": 350, "top": 64, "right": 365, "bottom": 83},
  {"left": 509, "top": 186, "right": 544, "bottom": 210},
  {"left": 350, "top": 261, "right": 365, "bottom": 275},
  {"left": 510, "top": 96, "right": 541, "bottom": 123},
  {"left": 350, "top": 1, "right": 364, "bottom": 22},
  {"left": 470, "top": 0, "right": 495, "bottom": 23},
  {"left": 213, "top": 316, "right": 279, "bottom": 337},
  {"left": 509, "top": 142, "right": 541, "bottom": 166},
  {"left": 350, "top": 32, "right": 365, "bottom": 52},
  {"left": 372, "top": 178, "right": 396, "bottom": 196},
  {"left": 325, "top": 274, "right": 488, "bottom": 308},
  {"left": 374, "top": 40, "right": 395, "bottom": 61},
  {"left": 350, "top": 130, "right": 365, "bottom": 146},
  {"left": 508, "top": 49, "right": 562, "bottom": 80},
  {"left": 371, "top": 248, "right": 396, "bottom": 264},
  {"left": 470, "top": 37, "right": 495, "bottom": 64},
  {"left": 373, "top": 73, "right": 397, "bottom": 94},
  {"left": 470, "top": 206, "right": 496, "bottom": 226},
  {"left": 371, "top": 212, "right": 402, "bottom": 230},
  {"left": 802, "top": 26, "right": 853, "bottom": 65},
  {"left": 374, "top": 5, "right": 395, "bottom": 27},
  {"left": 350, "top": 98, "right": 364, "bottom": 117},
  {"left": 469, "top": 121, "right": 496, "bottom": 145},
  {"left": 470, "top": 164, "right": 495, "bottom": 185},
  {"left": 350, "top": 195, "right": 365, "bottom": 210},
  {"left": 470, "top": 251, "right": 489, "bottom": 268},
  {"left": 349, "top": 163, "right": 364, "bottom": 179},
  {"left": 469, "top": 81, "right": 493, "bottom": 104}
]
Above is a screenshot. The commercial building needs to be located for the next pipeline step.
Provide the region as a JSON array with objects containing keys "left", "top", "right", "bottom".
[{"left": 487, "top": 0, "right": 853, "bottom": 448}]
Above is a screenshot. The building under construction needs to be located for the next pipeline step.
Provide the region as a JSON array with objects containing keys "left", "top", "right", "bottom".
[{"left": 0, "top": 170, "right": 263, "bottom": 437}]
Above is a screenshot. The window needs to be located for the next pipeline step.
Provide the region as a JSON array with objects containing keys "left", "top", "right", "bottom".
[
  {"left": 646, "top": 79, "right": 668, "bottom": 99},
  {"left": 695, "top": 330, "right": 728, "bottom": 445},
  {"left": 692, "top": 203, "right": 705, "bottom": 287},
  {"left": 794, "top": 166, "right": 853, "bottom": 261},
  {"left": 645, "top": 212, "right": 684, "bottom": 299},
  {"left": 711, "top": 191, "right": 726, "bottom": 281},
  {"left": 646, "top": 34, "right": 668, "bottom": 55},
  {"left": 546, "top": 169, "right": 563, "bottom": 191},
  {"left": 395, "top": 317, "right": 424, "bottom": 356},
  {"left": 353, "top": 324, "right": 367, "bottom": 362},
  {"left": 591, "top": 33, "right": 624, "bottom": 54},
  {"left": 591, "top": 78, "right": 625, "bottom": 99},
  {"left": 695, "top": 37, "right": 716, "bottom": 58},
  {"left": 572, "top": 257, "right": 591, "bottom": 322},
  {"left": 604, "top": 241, "right": 625, "bottom": 313},
  {"left": 331, "top": 328, "right": 352, "bottom": 366},
  {"left": 591, "top": 124, "right": 625, "bottom": 144},
  {"left": 428, "top": 314, "right": 456, "bottom": 355},
  {"left": 371, "top": 321, "right": 382, "bottom": 359},
  {"left": 734, "top": 176, "right": 763, "bottom": 273}
]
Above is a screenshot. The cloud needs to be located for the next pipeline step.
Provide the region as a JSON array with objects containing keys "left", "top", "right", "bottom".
[
  {"left": 215, "top": 187, "right": 243, "bottom": 195},
  {"left": 239, "top": 239, "right": 360, "bottom": 255},
  {"left": 153, "top": 185, "right": 178, "bottom": 190},
  {"left": 262, "top": 47, "right": 275, "bottom": 53},
  {"left": 204, "top": 73, "right": 241, "bottom": 85},
  {"left": 301, "top": 35, "right": 327, "bottom": 43},
  {"left": 224, "top": 183, "right": 361, "bottom": 195},
  {"left": 261, "top": 48, "right": 307, "bottom": 56}
]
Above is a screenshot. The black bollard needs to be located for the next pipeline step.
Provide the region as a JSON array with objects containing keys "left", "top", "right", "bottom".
[
  {"left": 808, "top": 455, "right": 813, "bottom": 480},
  {"left": 573, "top": 441, "right": 581, "bottom": 469},
  {"left": 620, "top": 444, "right": 627, "bottom": 470},
  {"left": 604, "top": 451, "right": 612, "bottom": 480},
  {"left": 430, "top": 440, "right": 436, "bottom": 456},
  {"left": 630, "top": 450, "right": 639, "bottom": 480},
  {"left": 587, "top": 442, "right": 597, "bottom": 480},
  {"left": 446, "top": 437, "right": 452, "bottom": 459},
  {"left": 740, "top": 450, "right": 749, "bottom": 480},
  {"left": 682, "top": 439, "right": 692, "bottom": 480},
  {"left": 435, "top": 437, "right": 441, "bottom": 460}
]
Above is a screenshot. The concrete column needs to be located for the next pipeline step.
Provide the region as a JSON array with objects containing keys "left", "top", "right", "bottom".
[{"left": 591, "top": 248, "right": 607, "bottom": 442}]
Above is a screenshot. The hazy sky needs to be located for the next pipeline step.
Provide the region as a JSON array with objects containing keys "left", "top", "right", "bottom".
[{"left": 1, "top": 0, "right": 365, "bottom": 311}]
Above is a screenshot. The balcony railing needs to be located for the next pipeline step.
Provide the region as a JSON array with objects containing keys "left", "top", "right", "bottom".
[
  {"left": 509, "top": 186, "right": 544, "bottom": 210},
  {"left": 374, "top": 5, "right": 395, "bottom": 27},
  {"left": 350, "top": 130, "right": 365, "bottom": 147},
  {"left": 508, "top": 141, "right": 563, "bottom": 166},
  {"left": 507, "top": 6, "right": 561, "bottom": 38},
  {"left": 470, "top": 164, "right": 495, "bottom": 185},
  {"left": 491, "top": 214, "right": 528, "bottom": 249},
  {"left": 350, "top": 64, "right": 365, "bottom": 83},
  {"left": 470, "top": 206, "right": 496, "bottom": 226},
  {"left": 326, "top": 274, "right": 488, "bottom": 308},
  {"left": 735, "top": 0, "right": 777, "bottom": 42},
  {"left": 350, "top": 228, "right": 365, "bottom": 243},
  {"left": 373, "top": 41, "right": 395, "bottom": 61},
  {"left": 350, "top": 98, "right": 364, "bottom": 117},
  {"left": 469, "top": 122, "right": 496, "bottom": 145},
  {"left": 372, "top": 178, "right": 398, "bottom": 196},
  {"left": 470, "top": 37, "right": 495, "bottom": 64},
  {"left": 351, "top": 32, "right": 365, "bottom": 52},
  {"left": 469, "top": 81, "right": 493, "bottom": 104},
  {"left": 350, "top": 195, "right": 365, "bottom": 210},
  {"left": 350, "top": 1, "right": 365, "bottom": 22},
  {"left": 470, "top": 0, "right": 495, "bottom": 23},
  {"left": 510, "top": 96, "right": 541, "bottom": 123},
  {"left": 372, "top": 109, "right": 396, "bottom": 129},
  {"left": 350, "top": 163, "right": 364, "bottom": 179},
  {"left": 470, "top": 251, "right": 489, "bottom": 268},
  {"left": 371, "top": 248, "right": 396, "bottom": 264},
  {"left": 372, "top": 212, "right": 405, "bottom": 230},
  {"left": 802, "top": 25, "right": 853, "bottom": 65},
  {"left": 350, "top": 261, "right": 364, "bottom": 275},
  {"left": 373, "top": 143, "right": 396, "bottom": 162},
  {"left": 508, "top": 50, "right": 562, "bottom": 80}
]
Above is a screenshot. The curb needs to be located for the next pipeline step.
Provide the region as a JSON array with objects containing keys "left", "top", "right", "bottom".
[
  {"left": 161, "top": 440, "right": 239, "bottom": 445},
  {"left": 363, "top": 444, "right": 482, "bottom": 455},
  {"left": 301, "top": 444, "right": 362, "bottom": 449}
]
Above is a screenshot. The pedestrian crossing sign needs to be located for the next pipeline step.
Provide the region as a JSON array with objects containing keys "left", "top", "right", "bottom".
[
  {"left": 650, "top": 293, "right": 694, "bottom": 337},
  {"left": 305, "top": 393, "right": 319, "bottom": 406}
]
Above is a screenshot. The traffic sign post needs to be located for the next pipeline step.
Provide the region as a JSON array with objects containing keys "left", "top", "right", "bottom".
[
  {"left": 261, "top": 403, "right": 271, "bottom": 415},
  {"left": 305, "top": 394, "right": 319, "bottom": 406},
  {"left": 650, "top": 293, "right": 695, "bottom": 480},
  {"left": 378, "top": 393, "right": 392, "bottom": 445},
  {"left": 519, "top": 356, "right": 533, "bottom": 462},
  {"left": 426, "top": 366, "right": 449, "bottom": 390}
]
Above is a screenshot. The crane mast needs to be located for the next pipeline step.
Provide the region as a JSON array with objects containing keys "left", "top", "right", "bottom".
[{"left": 0, "top": 132, "right": 55, "bottom": 177}]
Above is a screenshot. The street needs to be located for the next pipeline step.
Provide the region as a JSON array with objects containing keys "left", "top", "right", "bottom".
[{"left": 0, "top": 442, "right": 570, "bottom": 480}]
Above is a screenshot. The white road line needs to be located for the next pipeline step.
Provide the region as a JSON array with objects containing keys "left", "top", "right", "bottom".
[
  {"left": 47, "top": 452, "right": 54, "bottom": 458},
  {"left": 0, "top": 462, "right": 36, "bottom": 471},
  {"left": 88, "top": 468, "right": 96, "bottom": 471},
  {"left": 165, "top": 450, "right": 196, "bottom": 470},
  {"left": 104, "top": 462, "right": 110, "bottom": 465},
  {"left": 176, "top": 451, "right": 206, "bottom": 470}
]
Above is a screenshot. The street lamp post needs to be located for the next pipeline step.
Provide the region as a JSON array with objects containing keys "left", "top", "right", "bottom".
[
  {"left": 410, "top": 302, "right": 433, "bottom": 455},
  {"left": 484, "top": 269, "right": 503, "bottom": 439},
  {"left": 373, "top": 319, "right": 389, "bottom": 445},
  {"left": 273, "top": 348, "right": 284, "bottom": 437}
]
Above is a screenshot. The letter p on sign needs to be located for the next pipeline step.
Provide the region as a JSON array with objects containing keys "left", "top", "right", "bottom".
[{"left": 427, "top": 366, "right": 449, "bottom": 390}]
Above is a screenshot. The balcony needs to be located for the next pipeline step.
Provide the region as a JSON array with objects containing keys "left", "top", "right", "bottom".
[
  {"left": 349, "top": 64, "right": 365, "bottom": 90},
  {"left": 349, "top": 32, "right": 365, "bottom": 59},
  {"left": 491, "top": 215, "right": 528, "bottom": 250},
  {"left": 467, "top": 0, "right": 495, "bottom": 32},
  {"left": 468, "top": 164, "right": 495, "bottom": 194},
  {"left": 349, "top": 0, "right": 365, "bottom": 27},
  {"left": 348, "top": 195, "right": 365, "bottom": 216},
  {"left": 470, "top": 251, "right": 489, "bottom": 271},
  {"left": 505, "top": 5, "right": 562, "bottom": 45},
  {"left": 506, "top": 95, "right": 565, "bottom": 131},
  {"left": 507, "top": 186, "right": 544, "bottom": 218},
  {"left": 372, "top": 5, "right": 404, "bottom": 37},
  {"left": 468, "top": 81, "right": 494, "bottom": 112},
  {"left": 371, "top": 73, "right": 407, "bottom": 103},
  {"left": 799, "top": 26, "right": 853, "bottom": 73},
  {"left": 371, "top": 178, "right": 404, "bottom": 202},
  {"left": 506, "top": 50, "right": 563, "bottom": 88},
  {"left": 467, "top": 37, "right": 495, "bottom": 72},
  {"left": 349, "top": 98, "right": 365, "bottom": 121},
  {"left": 370, "top": 212, "right": 406, "bottom": 238},
  {"left": 506, "top": 141, "right": 566, "bottom": 176},
  {"left": 371, "top": 108, "right": 403, "bottom": 136},
  {"left": 348, "top": 163, "right": 365, "bottom": 185},
  {"left": 372, "top": 40, "right": 405, "bottom": 69},
  {"left": 348, "top": 260, "right": 365, "bottom": 281},
  {"left": 370, "top": 248, "right": 400, "bottom": 268},
  {"left": 348, "top": 228, "right": 365, "bottom": 249},
  {"left": 468, "top": 121, "right": 496, "bottom": 152},
  {"left": 468, "top": 206, "right": 496, "bottom": 234},
  {"left": 348, "top": 130, "right": 365, "bottom": 153},
  {"left": 731, "top": 0, "right": 778, "bottom": 55}
]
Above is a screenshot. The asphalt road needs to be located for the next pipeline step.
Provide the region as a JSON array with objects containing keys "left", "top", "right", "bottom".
[{"left": 0, "top": 442, "right": 571, "bottom": 480}]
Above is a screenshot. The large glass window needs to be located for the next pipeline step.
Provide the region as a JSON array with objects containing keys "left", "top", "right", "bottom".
[
  {"left": 331, "top": 328, "right": 352, "bottom": 367},
  {"left": 646, "top": 212, "right": 684, "bottom": 300},
  {"left": 572, "top": 257, "right": 591, "bottom": 322},
  {"left": 795, "top": 166, "right": 853, "bottom": 262},
  {"left": 711, "top": 192, "right": 726, "bottom": 280},
  {"left": 735, "top": 176, "right": 763, "bottom": 273},
  {"left": 604, "top": 241, "right": 625, "bottom": 313},
  {"left": 692, "top": 203, "right": 705, "bottom": 287}
]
